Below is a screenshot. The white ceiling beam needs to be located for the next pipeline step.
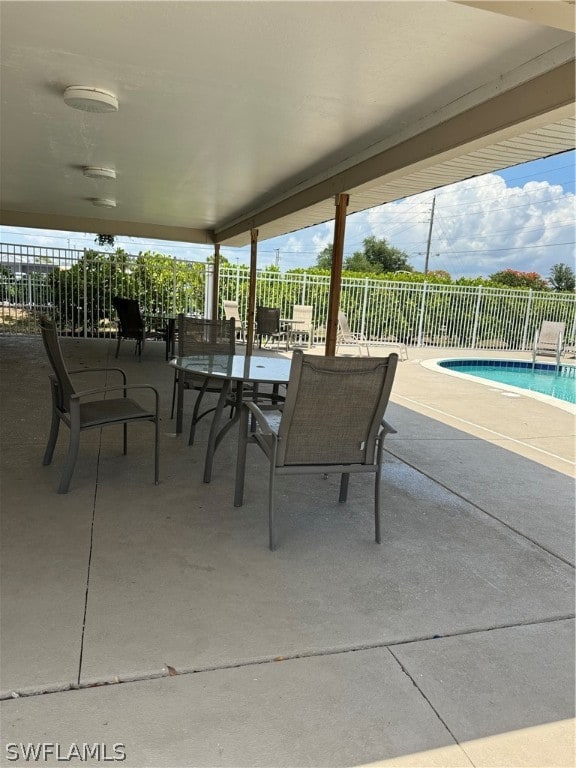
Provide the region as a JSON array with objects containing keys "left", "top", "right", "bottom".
[
  {"left": 0, "top": 211, "right": 215, "bottom": 245},
  {"left": 454, "top": 1, "right": 576, "bottom": 33}
]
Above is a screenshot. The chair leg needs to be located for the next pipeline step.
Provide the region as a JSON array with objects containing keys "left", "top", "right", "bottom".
[
  {"left": 43, "top": 408, "right": 61, "bottom": 466},
  {"left": 58, "top": 425, "right": 80, "bottom": 494},
  {"left": 115, "top": 336, "right": 122, "bottom": 358},
  {"left": 170, "top": 371, "right": 178, "bottom": 419},
  {"left": 374, "top": 467, "right": 382, "bottom": 544},
  {"left": 338, "top": 473, "right": 349, "bottom": 502},
  {"left": 234, "top": 404, "right": 249, "bottom": 507},
  {"left": 374, "top": 438, "right": 385, "bottom": 544},
  {"left": 154, "top": 416, "right": 160, "bottom": 485}
]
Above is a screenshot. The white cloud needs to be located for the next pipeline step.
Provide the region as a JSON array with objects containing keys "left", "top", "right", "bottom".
[{"left": 362, "top": 175, "right": 575, "bottom": 278}]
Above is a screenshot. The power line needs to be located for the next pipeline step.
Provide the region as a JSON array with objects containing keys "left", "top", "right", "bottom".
[{"left": 440, "top": 240, "right": 575, "bottom": 256}]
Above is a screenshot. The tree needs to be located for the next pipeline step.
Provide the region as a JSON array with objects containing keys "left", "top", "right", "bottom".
[
  {"left": 488, "top": 269, "right": 548, "bottom": 291},
  {"left": 358, "top": 236, "right": 413, "bottom": 273},
  {"left": 344, "top": 252, "right": 376, "bottom": 272},
  {"left": 316, "top": 244, "right": 333, "bottom": 270},
  {"left": 316, "top": 237, "right": 413, "bottom": 273},
  {"left": 427, "top": 269, "right": 452, "bottom": 281},
  {"left": 549, "top": 263, "right": 575, "bottom": 292}
]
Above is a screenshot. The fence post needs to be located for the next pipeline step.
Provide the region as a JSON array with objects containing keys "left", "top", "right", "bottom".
[
  {"left": 172, "top": 257, "right": 177, "bottom": 315},
  {"left": 26, "top": 273, "right": 32, "bottom": 309},
  {"left": 521, "top": 290, "right": 533, "bottom": 351},
  {"left": 471, "top": 285, "right": 482, "bottom": 349},
  {"left": 83, "top": 254, "right": 88, "bottom": 338},
  {"left": 416, "top": 282, "right": 428, "bottom": 347},
  {"left": 360, "top": 277, "right": 369, "bottom": 338},
  {"left": 204, "top": 263, "right": 213, "bottom": 319},
  {"left": 300, "top": 271, "right": 307, "bottom": 305}
]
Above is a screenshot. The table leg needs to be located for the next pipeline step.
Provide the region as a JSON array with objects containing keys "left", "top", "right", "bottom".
[
  {"left": 165, "top": 318, "right": 175, "bottom": 361},
  {"left": 203, "top": 379, "right": 237, "bottom": 483}
]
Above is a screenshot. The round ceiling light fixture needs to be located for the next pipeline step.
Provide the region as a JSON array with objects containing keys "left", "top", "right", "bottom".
[
  {"left": 83, "top": 166, "right": 117, "bottom": 180},
  {"left": 63, "top": 86, "right": 118, "bottom": 113},
  {"left": 91, "top": 198, "right": 116, "bottom": 208}
]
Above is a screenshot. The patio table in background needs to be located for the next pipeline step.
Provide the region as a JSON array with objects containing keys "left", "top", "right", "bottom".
[
  {"left": 170, "top": 353, "right": 291, "bottom": 482},
  {"left": 143, "top": 313, "right": 177, "bottom": 360}
]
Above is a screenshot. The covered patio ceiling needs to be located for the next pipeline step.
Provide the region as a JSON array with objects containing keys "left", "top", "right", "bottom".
[{"left": 0, "top": 1, "right": 574, "bottom": 248}]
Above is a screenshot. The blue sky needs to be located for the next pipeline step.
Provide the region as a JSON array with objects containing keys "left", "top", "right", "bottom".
[{"left": 1, "top": 150, "right": 574, "bottom": 280}]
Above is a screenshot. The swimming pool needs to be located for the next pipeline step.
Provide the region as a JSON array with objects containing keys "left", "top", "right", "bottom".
[{"left": 429, "top": 358, "right": 576, "bottom": 408}]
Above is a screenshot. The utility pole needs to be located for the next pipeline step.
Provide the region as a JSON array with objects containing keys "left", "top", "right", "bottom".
[
  {"left": 274, "top": 248, "right": 280, "bottom": 268},
  {"left": 424, "top": 195, "right": 436, "bottom": 275}
]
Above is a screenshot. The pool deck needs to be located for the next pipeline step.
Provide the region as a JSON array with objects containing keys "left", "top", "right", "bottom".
[{"left": 0, "top": 335, "right": 574, "bottom": 767}]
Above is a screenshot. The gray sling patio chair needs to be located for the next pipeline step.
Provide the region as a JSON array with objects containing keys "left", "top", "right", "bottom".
[
  {"left": 170, "top": 315, "right": 236, "bottom": 445},
  {"left": 40, "top": 317, "right": 159, "bottom": 493},
  {"left": 532, "top": 320, "right": 566, "bottom": 366},
  {"left": 234, "top": 350, "right": 398, "bottom": 550}
]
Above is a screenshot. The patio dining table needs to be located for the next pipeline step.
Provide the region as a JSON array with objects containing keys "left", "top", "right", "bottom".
[{"left": 170, "top": 353, "right": 292, "bottom": 482}]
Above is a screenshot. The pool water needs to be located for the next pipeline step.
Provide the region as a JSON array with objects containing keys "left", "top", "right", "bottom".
[{"left": 438, "top": 360, "right": 576, "bottom": 404}]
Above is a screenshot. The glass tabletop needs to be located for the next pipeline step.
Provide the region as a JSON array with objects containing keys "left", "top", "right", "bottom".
[{"left": 170, "top": 354, "right": 291, "bottom": 384}]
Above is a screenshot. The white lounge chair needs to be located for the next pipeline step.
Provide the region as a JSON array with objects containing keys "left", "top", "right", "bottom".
[
  {"left": 532, "top": 320, "right": 565, "bottom": 366},
  {"left": 337, "top": 311, "right": 408, "bottom": 360},
  {"left": 223, "top": 300, "right": 246, "bottom": 343},
  {"left": 288, "top": 304, "right": 314, "bottom": 347}
]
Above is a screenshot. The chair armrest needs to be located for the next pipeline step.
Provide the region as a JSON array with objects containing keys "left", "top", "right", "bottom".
[
  {"left": 68, "top": 367, "right": 127, "bottom": 384},
  {"left": 244, "top": 400, "right": 278, "bottom": 435},
  {"left": 381, "top": 419, "right": 397, "bottom": 435},
  {"left": 70, "top": 384, "right": 160, "bottom": 412}
]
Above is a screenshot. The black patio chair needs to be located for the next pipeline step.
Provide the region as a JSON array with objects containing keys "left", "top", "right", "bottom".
[
  {"left": 234, "top": 350, "right": 398, "bottom": 550},
  {"left": 112, "top": 296, "right": 146, "bottom": 359},
  {"left": 255, "top": 306, "right": 287, "bottom": 350},
  {"left": 39, "top": 317, "right": 160, "bottom": 493}
]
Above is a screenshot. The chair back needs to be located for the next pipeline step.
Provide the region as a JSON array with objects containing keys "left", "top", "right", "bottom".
[
  {"left": 112, "top": 297, "right": 144, "bottom": 337},
  {"left": 223, "top": 300, "right": 241, "bottom": 323},
  {"left": 337, "top": 311, "right": 354, "bottom": 341},
  {"left": 276, "top": 351, "right": 398, "bottom": 467},
  {"left": 177, "top": 315, "right": 235, "bottom": 356},
  {"left": 292, "top": 305, "right": 313, "bottom": 332},
  {"left": 256, "top": 306, "right": 280, "bottom": 336},
  {"left": 536, "top": 321, "right": 565, "bottom": 350},
  {"left": 39, "top": 317, "right": 76, "bottom": 411}
]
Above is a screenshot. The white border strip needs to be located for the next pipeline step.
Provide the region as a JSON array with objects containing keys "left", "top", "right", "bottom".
[{"left": 421, "top": 358, "right": 576, "bottom": 416}]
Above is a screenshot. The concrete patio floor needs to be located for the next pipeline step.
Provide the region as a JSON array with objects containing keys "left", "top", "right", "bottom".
[{"left": 0, "top": 334, "right": 574, "bottom": 767}]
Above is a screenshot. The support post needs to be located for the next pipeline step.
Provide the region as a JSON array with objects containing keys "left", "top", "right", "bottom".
[
  {"left": 246, "top": 228, "right": 258, "bottom": 356},
  {"left": 211, "top": 244, "right": 220, "bottom": 321},
  {"left": 325, "top": 193, "right": 349, "bottom": 356}
]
